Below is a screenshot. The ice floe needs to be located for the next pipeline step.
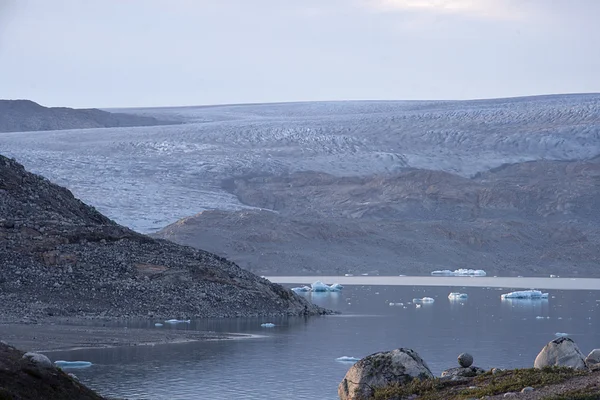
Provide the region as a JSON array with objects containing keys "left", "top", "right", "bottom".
[
  {"left": 291, "top": 286, "right": 312, "bottom": 293},
  {"left": 389, "top": 302, "right": 404, "bottom": 306},
  {"left": 501, "top": 290, "right": 549, "bottom": 300},
  {"left": 448, "top": 292, "right": 469, "bottom": 300},
  {"left": 164, "top": 319, "right": 191, "bottom": 324},
  {"left": 154, "top": 323, "right": 163, "bottom": 327},
  {"left": 54, "top": 361, "right": 92, "bottom": 369},
  {"left": 431, "top": 269, "right": 486, "bottom": 276},
  {"left": 260, "top": 323, "right": 276, "bottom": 328},
  {"left": 336, "top": 356, "right": 361, "bottom": 363},
  {"left": 555, "top": 332, "right": 569, "bottom": 337},
  {"left": 292, "top": 281, "right": 344, "bottom": 293},
  {"left": 413, "top": 297, "right": 435, "bottom": 304}
]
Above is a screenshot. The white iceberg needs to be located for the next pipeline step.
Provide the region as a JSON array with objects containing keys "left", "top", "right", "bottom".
[
  {"left": 54, "top": 361, "right": 92, "bottom": 369},
  {"left": 555, "top": 332, "right": 569, "bottom": 337},
  {"left": 336, "top": 356, "right": 361, "bottom": 363},
  {"left": 260, "top": 323, "right": 275, "bottom": 328},
  {"left": 388, "top": 302, "right": 404, "bottom": 306},
  {"left": 413, "top": 297, "right": 435, "bottom": 304},
  {"left": 291, "top": 286, "right": 311, "bottom": 293},
  {"left": 344, "top": 274, "right": 354, "bottom": 277},
  {"left": 154, "top": 323, "right": 163, "bottom": 327},
  {"left": 309, "top": 281, "right": 343, "bottom": 292},
  {"left": 431, "top": 269, "right": 486, "bottom": 276},
  {"left": 329, "top": 283, "right": 344, "bottom": 291},
  {"left": 448, "top": 292, "right": 469, "bottom": 300},
  {"left": 164, "top": 319, "right": 191, "bottom": 324},
  {"left": 501, "top": 290, "right": 549, "bottom": 300}
]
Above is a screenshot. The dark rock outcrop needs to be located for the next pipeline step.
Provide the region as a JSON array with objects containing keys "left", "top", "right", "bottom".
[
  {"left": 0, "top": 342, "right": 105, "bottom": 399},
  {"left": 0, "top": 154, "right": 328, "bottom": 320},
  {"left": 337, "top": 348, "right": 433, "bottom": 400},
  {"left": 0, "top": 99, "right": 176, "bottom": 132}
]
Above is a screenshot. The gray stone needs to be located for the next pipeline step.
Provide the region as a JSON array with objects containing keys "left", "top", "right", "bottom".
[
  {"left": 585, "top": 349, "right": 600, "bottom": 366},
  {"left": 504, "top": 393, "right": 517, "bottom": 398},
  {"left": 521, "top": 386, "right": 534, "bottom": 393},
  {"left": 22, "top": 352, "right": 53, "bottom": 368},
  {"left": 534, "top": 337, "right": 586, "bottom": 369},
  {"left": 338, "top": 348, "right": 433, "bottom": 400},
  {"left": 458, "top": 352, "right": 474, "bottom": 367},
  {"left": 441, "top": 366, "right": 485, "bottom": 378}
]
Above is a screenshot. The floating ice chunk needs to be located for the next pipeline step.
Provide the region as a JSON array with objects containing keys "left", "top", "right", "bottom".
[
  {"left": 555, "top": 332, "right": 569, "bottom": 337},
  {"left": 336, "top": 356, "right": 361, "bottom": 363},
  {"left": 154, "top": 323, "right": 163, "bottom": 327},
  {"left": 431, "top": 269, "right": 486, "bottom": 276},
  {"left": 501, "top": 290, "right": 549, "bottom": 300},
  {"left": 329, "top": 283, "right": 343, "bottom": 291},
  {"left": 413, "top": 297, "right": 435, "bottom": 304},
  {"left": 344, "top": 274, "right": 354, "bottom": 277},
  {"left": 291, "top": 286, "right": 311, "bottom": 293},
  {"left": 536, "top": 316, "right": 545, "bottom": 319},
  {"left": 310, "top": 281, "right": 343, "bottom": 292},
  {"left": 415, "top": 304, "right": 421, "bottom": 308},
  {"left": 361, "top": 273, "right": 369, "bottom": 276},
  {"left": 54, "top": 361, "right": 92, "bottom": 369},
  {"left": 260, "top": 323, "right": 275, "bottom": 328},
  {"left": 388, "top": 302, "right": 404, "bottom": 306},
  {"left": 448, "top": 292, "right": 469, "bottom": 300},
  {"left": 550, "top": 274, "right": 559, "bottom": 278},
  {"left": 164, "top": 319, "right": 191, "bottom": 324}
]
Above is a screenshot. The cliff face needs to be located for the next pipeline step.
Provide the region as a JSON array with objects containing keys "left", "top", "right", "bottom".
[
  {"left": 156, "top": 157, "right": 600, "bottom": 277},
  {"left": 0, "top": 155, "right": 327, "bottom": 320},
  {"left": 0, "top": 100, "right": 176, "bottom": 132}
]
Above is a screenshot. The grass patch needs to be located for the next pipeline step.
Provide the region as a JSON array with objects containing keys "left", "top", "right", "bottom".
[
  {"left": 373, "top": 367, "right": 589, "bottom": 400},
  {"left": 541, "top": 388, "right": 600, "bottom": 400}
]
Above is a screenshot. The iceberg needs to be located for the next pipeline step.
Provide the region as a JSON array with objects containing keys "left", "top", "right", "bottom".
[
  {"left": 291, "top": 286, "right": 311, "bottom": 293},
  {"left": 344, "top": 274, "right": 354, "bottom": 277},
  {"left": 164, "top": 319, "right": 191, "bottom": 324},
  {"left": 336, "top": 356, "right": 361, "bottom": 363},
  {"left": 500, "top": 290, "right": 549, "bottom": 300},
  {"left": 329, "top": 283, "right": 344, "bottom": 291},
  {"left": 54, "top": 361, "right": 92, "bottom": 369},
  {"left": 308, "top": 281, "right": 344, "bottom": 292},
  {"left": 413, "top": 297, "right": 435, "bottom": 304},
  {"left": 431, "top": 269, "right": 486, "bottom": 276},
  {"left": 448, "top": 292, "right": 468, "bottom": 300},
  {"left": 260, "top": 323, "right": 275, "bottom": 328},
  {"left": 555, "top": 332, "right": 569, "bottom": 337},
  {"left": 154, "top": 323, "right": 163, "bottom": 327}
]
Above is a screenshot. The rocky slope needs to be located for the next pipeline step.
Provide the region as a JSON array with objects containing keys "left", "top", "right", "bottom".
[
  {"left": 0, "top": 99, "right": 176, "bottom": 132},
  {"left": 0, "top": 154, "right": 327, "bottom": 321},
  {"left": 155, "top": 156, "right": 600, "bottom": 277}
]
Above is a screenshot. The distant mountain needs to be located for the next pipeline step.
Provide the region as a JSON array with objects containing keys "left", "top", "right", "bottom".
[
  {"left": 155, "top": 155, "right": 600, "bottom": 277},
  {"left": 0, "top": 100, "right": 177, "bottom": 133}
]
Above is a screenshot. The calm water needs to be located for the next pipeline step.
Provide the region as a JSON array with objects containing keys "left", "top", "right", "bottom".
[{"left": 46, "top": 284, "right": 600, "bottom": 399}]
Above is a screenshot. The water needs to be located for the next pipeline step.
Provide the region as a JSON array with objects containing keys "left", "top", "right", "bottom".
[{"left": 46, "top": 284, "right": 600, "bottom": 399}]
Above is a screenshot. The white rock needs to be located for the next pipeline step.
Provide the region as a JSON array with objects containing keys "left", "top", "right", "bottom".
[
  {"left": 534, "top": 337, "right": 586, "bottom": 369},
  {"left": 22, "top": 352, "right": 53, "bottom": 368}
]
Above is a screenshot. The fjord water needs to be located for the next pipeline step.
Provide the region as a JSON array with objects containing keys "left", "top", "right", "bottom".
[{"left": 47, "top": 283, "right": 600, "bottom": 400}]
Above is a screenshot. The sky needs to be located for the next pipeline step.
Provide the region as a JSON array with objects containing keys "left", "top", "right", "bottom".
[{"left": 0, "top": 0, "right": 599, "bottom": 108}]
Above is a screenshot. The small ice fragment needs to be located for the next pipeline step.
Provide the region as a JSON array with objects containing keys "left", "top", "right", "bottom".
[
  {"left": 413, "top": 297, "right": 434, "bottom": 303},
  {"left": 415, "top": 304, "right": 422, "bottom": 308},
  {"left": 329, "top": 283, "right": 344, "bottom": 291},
  {"left": 291, "top": 286, "right": 311, "bottom": 292},
  {"left": 361, "top": 273, "right": 369, "bottom": 276},
  {"left": 164, "top": 319, "right": 191, "bottom": 324},
  {"left": 555, "top": 332, "right": 569, "bottom": 337},
  {"left": 154, "top": 323, "right": 163, "bottom": 327},
  {"left": 501, "top": 290, "right": 548, "bottom": 300},
  {"left": 260, "top": 323, "right": 275, "bottom": 328},
  {"left": 431, "top": 269, "right": 486, "bottom": 276},
  {"left": 550, "top": 274, "right": 558, "bottom": 278},
  {"left": 336, "top": 356, "right": 361, "bottom": 363},
  {"left": 344, "top": 274, "right": 354, "bottom": 277},
  {"left": 388, "top": 302, "right": 404, "bottom": 306},
  {"left": 536, "top": 316, "right": 545, "bottom": 319},
  {"left": 54, "top": 361, "right": 92, "bottom": 369},
  {"left": 448, "top": 292, "right": 468, "bottom": 300},
  {"left": 374, "top": 292, "right": 379, "bottom": 295}
]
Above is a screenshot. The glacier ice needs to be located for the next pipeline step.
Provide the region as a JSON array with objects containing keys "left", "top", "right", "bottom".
[
  {"left": 431, "top": 269, "right": 486, "bottom": 276},
  {"left": 291, "top": 286, "right": 311, "bottom": 293},
  {"left": 164, "top": 319, "right": 191, "bottom": 324},
  {"left": 260, "top": 323, "right": 276, "bottom": 328},
  {"left": 501, "top": 290, "right": 549, "bottom": 300},
  {"left": 298, "top": 281, "right": 344, "bottom": 292},
  {"left": 54, "top": 360, "right": 92, "bottom": 369},
  {"left": 448, "top": 292, "right": 469, "bottom": 300},
  {"left": 336, "top": 356, "right": 361, "bottom": 363}
]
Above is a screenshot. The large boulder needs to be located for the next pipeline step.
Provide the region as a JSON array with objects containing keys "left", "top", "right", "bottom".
[
  {"left": 338, "top": 348, "right": 433, "bottom": 400},
  {"left": 585, "top": 349, "right": 600, "bottom": 370},
  {"left": 534, "top": 337, "right": 587, "bottom": 370},
  {"left": 441, "top": 366, "right": 485, "bottom": 378}
]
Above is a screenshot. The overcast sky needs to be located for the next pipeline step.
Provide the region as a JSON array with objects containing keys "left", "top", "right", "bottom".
[{"left": 1, "top": 0, "right": 599, "bottom": 108}]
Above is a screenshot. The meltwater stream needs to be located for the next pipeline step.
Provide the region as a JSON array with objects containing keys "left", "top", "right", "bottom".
[{"left": 45, "top": 284, "right": 600, "bottom": 400}]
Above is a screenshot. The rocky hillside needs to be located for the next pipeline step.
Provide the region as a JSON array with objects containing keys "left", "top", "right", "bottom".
[
  {"left": 0, "top": 100, "right": 176, "bottom": 132},
  {"left": 0, "top": 154, "right": 327, "bottom": 321},
  {"left": 156, "top": 156, "right": 600, "bottom": 277}
]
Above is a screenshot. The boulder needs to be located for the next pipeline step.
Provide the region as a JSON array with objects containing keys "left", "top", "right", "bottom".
[
  {"left": 441, "top": 366, "right": 485, "bottom": 378},
  {"left": 458, "top": 352, "right": 473, "bottom": 368},
  {"left": 585, "top": 349, "right": 600, "bottom": 370},
  {"left": 338, "top": 348, "right": 433, "bottom": 400},
  {"left": 534, "top": 337, "right": 586, "bottom": 369},
  {"left": 22, "top": 352, "right": 53, "bottom": 369}
]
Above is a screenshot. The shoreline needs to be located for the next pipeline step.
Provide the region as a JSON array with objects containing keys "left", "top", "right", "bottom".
[
  {"left": 0, "top": 321, "right": 258, "bottom": 353},
  {"left": 265, "top": 275, "right": 600, "bottom": 290}
]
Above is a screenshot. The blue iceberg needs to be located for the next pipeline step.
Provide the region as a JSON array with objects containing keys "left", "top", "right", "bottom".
[
  {"left": 260, "top": 323, "right": 276, "bottom": 328},
  {"left": 164, "top": 319, "right": 191, "bottom": 324},
  {"left": 336, "top": 356, "right": 361, "bottom": 363},
  {"left": 54, "top": 360, "right": 92, "bottom": 369}
]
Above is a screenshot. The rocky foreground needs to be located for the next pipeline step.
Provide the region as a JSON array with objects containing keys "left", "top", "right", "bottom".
[
  {"left": 339, "top": 337, "right": 600, "bottom": 400},
  {"left": 0, "top": 154, "right": 328, "bottom": 320}
]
